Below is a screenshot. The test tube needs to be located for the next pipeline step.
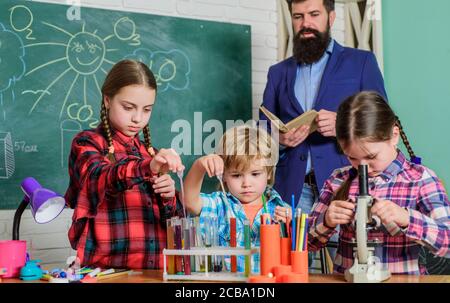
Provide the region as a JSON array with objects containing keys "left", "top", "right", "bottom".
[
  {"left": 244, "top": 219, "right": 251, "bottom": 276},
  {"left": 189, "top": 217, "right": 197, "bottom": 272},
  {"left": 195, "top": 217, "right": 206, "bottom": 272},
  {"left": 204, "top": 217, "right": 213, "bottom": 271},
  {"left": 166, "top": 217, "right": 176, "bottom": 274},
  {"left": 173, "top": 218, "right": 183, "bottom": 274},
  {"left": 210, "top": 217, "right": 217, "bottom": 271},
  {"left": 211, "top": 217, "right": 223, "bottom": 272},
  {"left": 181, "top": 218, "right": 191, "bottom": 275},
  {"left": 230, "top": 217, "right": 237, "bottom": 272}
]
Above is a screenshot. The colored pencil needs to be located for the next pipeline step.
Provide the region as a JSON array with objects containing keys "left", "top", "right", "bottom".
[
  {"left": 286, "top": 207, "right": 291, "bottom": 239},
  {"left": 262, "top": 194, "right": 268, "bottom": 213},
  {"left": 261, "top": 213, "right": 271, "bottom": 225},
  {"left": 96, "top": 270, "right": 132, "bottom": 281},
  {"left": 295, "top": 211, "right": 301, "bottom": 251},
  {"left": 299, "top": 214, "right": 306, "bottom": 252},
  {"left": 279, "top": 219, "right": 285, "bottom": 237},
  {"left": 302, "top": 216, "right": 309, "bottom": 251},
  {"left": 291, "top": 194, "right": 296, "bottom": 251}
]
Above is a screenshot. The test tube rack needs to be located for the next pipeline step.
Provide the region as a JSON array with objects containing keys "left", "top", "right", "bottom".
[{"left": 162, "top": 247, "right": 259, "bottom": 282}]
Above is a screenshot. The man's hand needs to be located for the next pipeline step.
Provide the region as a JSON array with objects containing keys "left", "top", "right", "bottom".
[
  {"left": 279, "top": 125, "right": 310, "bottom": 147},
  {"left": 316, "top": 109, "right": 337, "bottom": 137}
]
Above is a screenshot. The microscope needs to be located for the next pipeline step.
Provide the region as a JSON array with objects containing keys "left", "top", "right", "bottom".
[{"left": 344, "top": 164, "right": 391, "bottom": 283}]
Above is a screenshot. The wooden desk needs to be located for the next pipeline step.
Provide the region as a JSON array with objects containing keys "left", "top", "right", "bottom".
[{"left": 3, "top": 270, "right": 450, "bottom": 283}]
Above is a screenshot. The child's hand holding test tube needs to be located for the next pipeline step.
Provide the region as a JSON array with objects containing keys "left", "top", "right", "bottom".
[
  {"left": 190, "top": 154, "right": 231, "bottom": 204},
  {"left": 183, "top": 154, "right": 226, "bottom": 215},
  {"left": 150, "top": 148, "right": 185, "bottom": 199},
  {"left": 197, "top": 154, "right": 224, "bottom": 178},
  {"left": 149, "top": 148, "right": 185, "bottom": 175}
]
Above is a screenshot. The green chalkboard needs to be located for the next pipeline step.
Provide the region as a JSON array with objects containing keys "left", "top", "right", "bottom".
[{"left": 0, "top": 0, "right": 252, "bottom": 209}]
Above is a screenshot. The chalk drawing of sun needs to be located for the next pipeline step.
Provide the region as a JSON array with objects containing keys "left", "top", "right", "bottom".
[
  {"left": 66, "top": 31, "right": 107, "bottom": 76},
  {"left": 24, "top": 18, "right": 139, "bottom": 118}
]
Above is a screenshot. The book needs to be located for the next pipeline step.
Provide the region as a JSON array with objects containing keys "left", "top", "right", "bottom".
[{"left": 259, "top": 106, "right": 318, "bottom": 134}]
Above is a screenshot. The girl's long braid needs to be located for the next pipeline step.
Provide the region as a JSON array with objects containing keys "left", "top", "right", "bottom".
[
  {"left": 395, "top": 116, "right": 418, "bottom": 162},
  {"left": 142, "top": 125, "right": 155, "bottom": 156},
  {"left": 332, "top": 167, "right": 358, "bottom": 201},
  {"left": 101, "top": 102, "right": 116, "bottom": 163}
]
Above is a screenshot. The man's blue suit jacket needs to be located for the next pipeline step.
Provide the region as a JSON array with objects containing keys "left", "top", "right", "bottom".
[{"left": 260, "top": 41, "right": 387, "bottom": 206}]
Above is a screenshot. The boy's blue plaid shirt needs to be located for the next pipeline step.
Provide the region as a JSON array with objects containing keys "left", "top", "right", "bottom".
[{"left": 199, "top": 187, "right": 289, "bottom": 274}]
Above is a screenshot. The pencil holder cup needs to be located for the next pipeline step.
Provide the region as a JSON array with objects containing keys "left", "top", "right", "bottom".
[
  {"left": 260, "top": 224, "right": 280, "bottom": 275},
  {"left": 0, "top": 240, "right": 27, "bottom": 278},
  {"left": 280, "top": 237, "right": 291, "bottom": 265},
  {"left": 272, "top": 265, "right": 292, "bottom": 283},
  {"left": 290, "top": 250, "right": 308, "bottom": 282}
]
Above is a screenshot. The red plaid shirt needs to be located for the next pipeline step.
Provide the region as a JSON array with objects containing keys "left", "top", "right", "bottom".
[{"left": 65, "top": 126, "right": 181, "bottom": 269}]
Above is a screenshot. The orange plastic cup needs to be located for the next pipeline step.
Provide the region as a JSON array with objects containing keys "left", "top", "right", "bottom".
[
  {"left": 260, "top": 224, "right": 281, "bottom": 275},
  {"left": 291, "top": 250, "right": 308, "bottom": 275},
  {"left": 272, "top": 265, "right": 292, "bottom": 283},
  {"left": 280, "top": 272, "right": 309, "bottom": 283},
  {"left": 248, "top": 275, "right": 276, "bottom": 283},
  {"left": 280, "top": 237, "right": 291, "bottom": 265}
]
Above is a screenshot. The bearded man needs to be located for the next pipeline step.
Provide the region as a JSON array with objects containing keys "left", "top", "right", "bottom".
[{"left": 260, "top": 0, "right": 387, "bottom": 215}]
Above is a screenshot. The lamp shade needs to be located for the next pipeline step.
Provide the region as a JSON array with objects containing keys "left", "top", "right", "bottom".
[{"left": 21, "top": 177, "right": 66, "bottom": 223}]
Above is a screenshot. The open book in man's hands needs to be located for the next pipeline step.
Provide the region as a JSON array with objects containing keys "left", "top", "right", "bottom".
[{"left": 259, "top": 106, "right": 318, "bottom": 134}]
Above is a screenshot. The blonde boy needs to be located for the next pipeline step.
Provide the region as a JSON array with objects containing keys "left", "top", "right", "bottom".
[{"left": 184, "top": 125, "right": 290, "bottom": 273}]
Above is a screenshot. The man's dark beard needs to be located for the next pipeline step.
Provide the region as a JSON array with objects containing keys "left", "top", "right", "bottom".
[{"left": 293, "top": 25, "right": 331, "bottom": 65}]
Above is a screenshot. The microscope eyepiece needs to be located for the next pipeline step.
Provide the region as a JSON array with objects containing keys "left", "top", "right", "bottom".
[{"left": 358, "top": 164, "right": 369, "bottom": 196}]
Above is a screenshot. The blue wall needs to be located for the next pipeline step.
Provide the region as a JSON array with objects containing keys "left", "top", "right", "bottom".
[{"left": 383, "top": 0, "right": 450, "bottom": 188}]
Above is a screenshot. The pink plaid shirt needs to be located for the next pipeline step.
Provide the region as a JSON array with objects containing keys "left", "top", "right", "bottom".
[{"left": 309, "top": 151, "right": 450, "bottom": 274}]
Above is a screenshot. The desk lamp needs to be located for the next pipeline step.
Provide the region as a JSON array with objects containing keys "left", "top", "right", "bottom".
[{"left": 13, "top": 177, "right": 66, "bottom": 240}]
